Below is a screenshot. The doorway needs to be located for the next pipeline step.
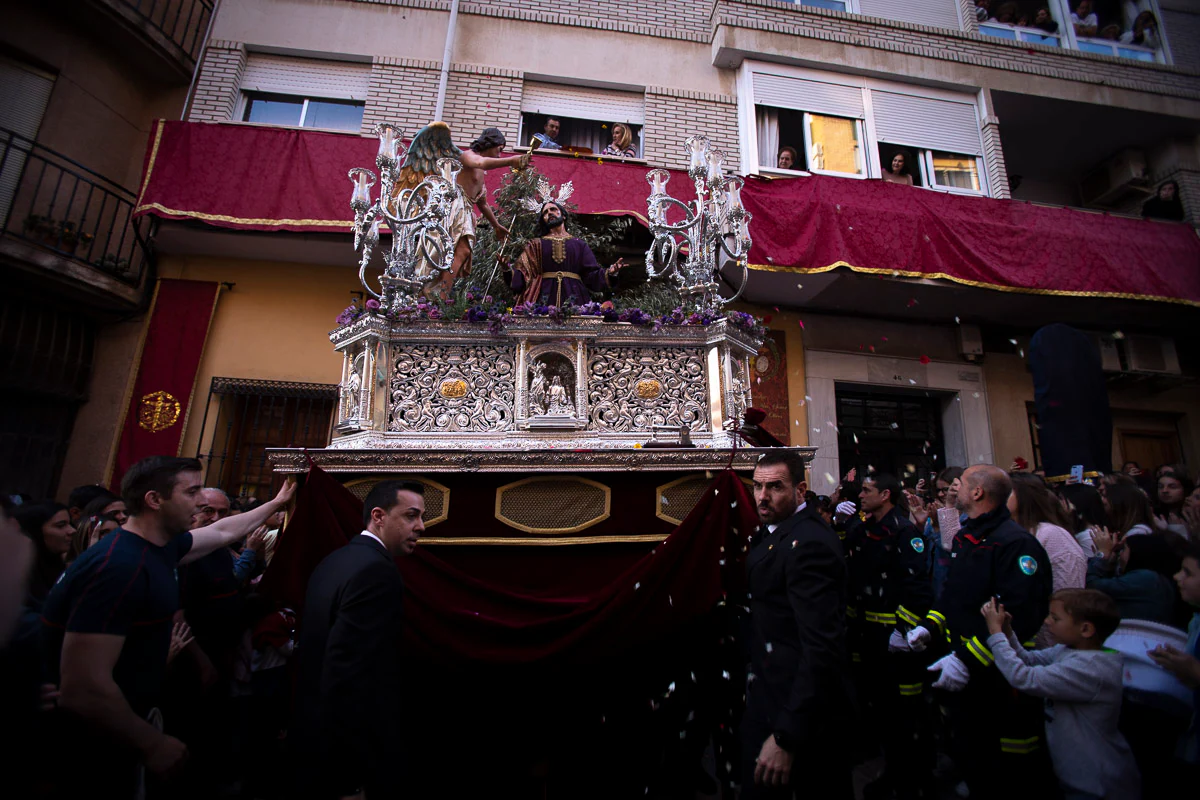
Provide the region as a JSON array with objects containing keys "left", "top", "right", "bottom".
[
  {"left": 836, "top": 388, "right": 946, "bottom": 487},
  {"left": 1119, "top": 430, "right": 1182, "bottom": 472}
]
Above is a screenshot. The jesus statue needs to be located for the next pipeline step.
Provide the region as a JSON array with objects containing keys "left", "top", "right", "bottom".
[{"left": 510, "top": 199, "right": 625, "bottom": 307}]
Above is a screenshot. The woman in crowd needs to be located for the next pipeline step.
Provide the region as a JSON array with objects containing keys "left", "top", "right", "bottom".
[
  {"left": 1105, "top": 480, "right": 1157, "bottom": 538},
  {"left": 882, "top": 152, "right": 913, "bottom": 186},
  {"left": 1057, "top": 481, "right": 1109, "bottom": 556},
  {"left": 12, "top": 501, "right": 72, "bottom": 608},
  {"left": 1010, "top": 472, "right": 1087, "bottom": 590},
  {"left": 81, "top": 492, "right": 128, "bottom": 526},
  {"left": 66, "top": 511, "right": 120, "bottom": 566},
  {"left": 1089, "top": 529, "right": 1183, "bottom": 626},
  {"left": 908, "top": 466, "right": 963, "bottom": 601},
  {"left": 993, "top": 2, "right": 1018, "bottom": 24},
  {"left": 1120, "top": 10, "right": 1160, "bottom": 48},
  {"left": 1142, "top": 180, "right": 1185, "bottom": 221},
  {"left": 601, "top": 123, "right": 638, "bottom": 158}
]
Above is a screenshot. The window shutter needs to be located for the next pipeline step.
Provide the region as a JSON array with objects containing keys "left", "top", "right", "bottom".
[
  {"left": 0, "top": 57, "right": 55, "bottom": 139},
  {"left": 520, "top": 82, "right": 645, "bottom": 125},
  {"left": 752, "top": 73, "right": 864, "bottom": 119},
  {"left": 871, "top": 91, "right": 982, "bottom": 156},
  {"left": 0, "top": 57, "right": 55, "bottom": 226},
  {"left": 240, "top": 54, "right": 371, "bottom": 101},
  {"left": 858, "top": 0, "right": 961, "bottom": 30}
]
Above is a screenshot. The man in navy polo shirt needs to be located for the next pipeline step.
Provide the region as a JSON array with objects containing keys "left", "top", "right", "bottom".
[{"left": 41, "top": 455, "right": 295, "bottom": 797}]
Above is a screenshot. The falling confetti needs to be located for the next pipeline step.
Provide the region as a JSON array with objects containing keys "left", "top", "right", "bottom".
[
  {"left": 919, "top": 355, "right": 931, "bottom": 364},
  {"left": 765, "top": 642, "right": 774, "bottom": 653},
  {"left": 890, "top": 422, "right": 899, "bottom": 429},
  {"left": 797, "top": 283, "right": 804, "bottom": 290},
  {"left": 634, "top": 582, "right": 641, "bottom": 590},
  {"left": 973, "top": 392, "right": 981, "bottom": 398},
  {"left": 798, "top": 319, "right": 805, "bottom": 329},
  {"left": 908, "top": 379, "right": 917, "bottom": 385},
  {"left": 661, "top": 496, "right": 670, "bottom": 505},
  {"left": 1018, "top": 348, "right": 1025, "bottom": 358},
  {"left": 881, "top": 336, "right": 889, "bottom": 342},
  {"left": 824, "top": 472, "right": 836, "bottom": 484},
  {"left": 763, "top": 315, "right": 773, "bottom": 324},
  {"left": 1009, "top": 338, "right": 1018, "bottom": 346},
  {"left": 852, "top": 433, "right": 859, "bottom": 444},
  {"left": 730, "top": 501, "right": 738, "bottom": 508},
  {"left": 722, "top": 670, "right": 731, "bottom": 680},
  {"left": 907, "top": 298, "right": 918, "bottom": 307},
  {"left": 955, "top": 316, "right": 961, "bottom": 324},
  {"left": 1112, "top": 330, "right": 1125, "bottom": 340}
]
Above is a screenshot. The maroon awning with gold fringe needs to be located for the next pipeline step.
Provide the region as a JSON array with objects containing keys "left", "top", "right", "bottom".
[{"left": 134, "top": 120, "right": 1200, "bottom": 306}]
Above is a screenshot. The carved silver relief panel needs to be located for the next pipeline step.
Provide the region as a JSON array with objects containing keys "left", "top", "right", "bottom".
[
  {"left": 388, "top": 344, "right": 516, "bottom": 432},
  {"left": 587, "top": 347, "right": 708, "bottom": 431}
]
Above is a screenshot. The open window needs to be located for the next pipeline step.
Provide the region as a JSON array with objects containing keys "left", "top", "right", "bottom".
[
  {"left": 753, "top": 74, "right": 866, "bottom": 178},
  {"left": 237, "top": 54, "right": 369, "bottom": 132},
  {"left": 871, "top": 90, "right": 986, "bottom": 195},
  {"left": 518, "top": 82, "right": 645, "bottom": 157}
]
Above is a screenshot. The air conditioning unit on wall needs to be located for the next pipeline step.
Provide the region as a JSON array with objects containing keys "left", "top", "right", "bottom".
[
  {"left": 1086, "top": 332, "right": 1123, "bottom": 373},
  {"left": 1123, "top": 335, "right": 1181, "bottom": 375},
  {"left": 1079, "top": 149, "right": 1153, "bottom": 208}
]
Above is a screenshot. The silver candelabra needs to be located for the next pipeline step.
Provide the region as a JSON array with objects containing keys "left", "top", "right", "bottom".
[
  {"left": 348, "top": 122, "right": 460, "bottom": 310},
  {"left": 644, "top": 135, "right": 752, "bottom": 310}
]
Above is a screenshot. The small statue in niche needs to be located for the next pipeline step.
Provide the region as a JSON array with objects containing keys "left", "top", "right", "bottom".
[
  {"left": 529, "top": 361, "right": 548, "bottom": 415},
  {"left": 343, "top": 362, "right": 363, "bottom": 419},
  {"left": 548, "top": 375, "right": 574, "bottom": 415}
]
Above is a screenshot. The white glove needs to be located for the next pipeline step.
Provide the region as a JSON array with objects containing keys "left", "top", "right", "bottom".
[
  {"left": 928, "top": 653, "right": 970, "bottom": 691},
  {"left": 836, "top": 501, "right": 857, "bottom": 517},
  {"left": 888, "top": 629, "right": 910, "bottom": 652},
  {"left": 906, "top": 626, "right": 931, "bottom": 652}
]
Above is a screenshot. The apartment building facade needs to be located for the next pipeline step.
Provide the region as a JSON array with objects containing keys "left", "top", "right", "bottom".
[{"left": 5, "top": 0, "right": 1198, "bottom": 499}]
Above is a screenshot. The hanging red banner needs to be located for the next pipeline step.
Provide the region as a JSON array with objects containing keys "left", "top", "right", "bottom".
[{"left": 108, "top": 278, "right": 221, "bottom": 491}]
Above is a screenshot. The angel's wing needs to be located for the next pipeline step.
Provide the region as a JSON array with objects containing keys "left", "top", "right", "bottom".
[{"left": 395, "top": 122, "right": 462, "bottom": 191}]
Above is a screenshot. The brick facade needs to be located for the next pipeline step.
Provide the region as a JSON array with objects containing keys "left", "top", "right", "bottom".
[
  {"left": 361, "top": 58, "right": 442, "bottom": 135},
  {"left": 643, "top": 87, "right": 740, "bottom": 173},
  {"left": 1162, "top": 7, "right": 1200, "bottom": 75},
  {"left": 186, "top": 40, "right": 246, "bottom": 123},
  {"left": 442, "top": 64, "right": 525, "bottom": 144},
  {"left": 980, "top": 116, "right": 1010, "bottom": 199}
]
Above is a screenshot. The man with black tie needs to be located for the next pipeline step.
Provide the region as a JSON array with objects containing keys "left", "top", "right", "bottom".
[
  {"left": 742, "top": 451, "right": 852, "bottom": 799},
  {"left": 292, "top": 480, "right": 425, "bottom": 799}
]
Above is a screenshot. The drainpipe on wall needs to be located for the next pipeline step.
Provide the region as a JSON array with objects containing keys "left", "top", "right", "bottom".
[
  {"left": 181, "top": 0, "right": 223, "bottom": 120},
  {"left": 433, "top": 0, "right": 460, "bottom": 122}
]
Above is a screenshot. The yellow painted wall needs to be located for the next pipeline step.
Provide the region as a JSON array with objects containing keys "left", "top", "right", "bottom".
[
  {"left": 984, "top": 353, "right": 1035, "bottom": 471},
  {"left": 735, "top": 301, "right": 808, "bottom": 447},
  {"left": 156, "top": 256, "right": 362, "bottom": 459}
]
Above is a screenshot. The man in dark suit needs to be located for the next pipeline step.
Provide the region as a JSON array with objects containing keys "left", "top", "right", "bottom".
[
  {"left": 742, "top": 451, "right": 853, "bottom": 799},
  {"left": 292, "top": 480, "right": 425, "bottom": 800}
]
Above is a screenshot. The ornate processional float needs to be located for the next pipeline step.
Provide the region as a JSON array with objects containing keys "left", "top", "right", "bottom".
[{"left": 268, "top": 123, "right": 814, "bottom": 544}]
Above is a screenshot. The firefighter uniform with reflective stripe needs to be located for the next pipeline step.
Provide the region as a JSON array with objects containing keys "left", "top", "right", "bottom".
[
  {"left": 918, "top": 506, "right": 1054, "bottom": 800},
  {"left": 845, "top": 506, "right": 933, "bottom": 798}
]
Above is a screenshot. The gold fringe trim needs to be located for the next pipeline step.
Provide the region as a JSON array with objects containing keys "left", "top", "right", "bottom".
[{"left": 747, "top": 260, "right": 1200, "bottom": 307}]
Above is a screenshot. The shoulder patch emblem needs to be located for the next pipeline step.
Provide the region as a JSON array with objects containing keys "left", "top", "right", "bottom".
[
  {"left": 910, "top": 537, "right": 925, "bottom": 553},
  {"left": 1018, "top": 555, "right": 1038, "bottom": 576}
]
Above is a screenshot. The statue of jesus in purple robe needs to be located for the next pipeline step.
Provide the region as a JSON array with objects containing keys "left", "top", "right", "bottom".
[{"left": 511, "top": 201, "right": 625, "bottom": 306}]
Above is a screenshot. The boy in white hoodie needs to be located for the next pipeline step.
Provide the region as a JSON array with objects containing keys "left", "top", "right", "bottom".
[{"left": 982, "top": 590, "right": 1140, "bottom": 800}]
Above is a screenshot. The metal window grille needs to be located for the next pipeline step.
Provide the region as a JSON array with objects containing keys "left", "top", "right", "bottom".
[{"left": 194, "top": 377, "right": 336, "bottom": 501}]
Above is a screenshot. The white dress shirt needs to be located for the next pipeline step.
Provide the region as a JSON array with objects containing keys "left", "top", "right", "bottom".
[{"left": 766, "top": 502, "right": 807, "bottom": 535}]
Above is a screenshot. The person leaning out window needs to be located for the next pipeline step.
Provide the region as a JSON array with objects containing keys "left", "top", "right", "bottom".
[
  {"left": 776, "top": 146, "right": 799, "bottom": 171},
  {"left": 601, "top": 123, "right": 638, "bottom": 158},
  {"left": 882, "top": 152, "right": 914, "bottom": 186}
]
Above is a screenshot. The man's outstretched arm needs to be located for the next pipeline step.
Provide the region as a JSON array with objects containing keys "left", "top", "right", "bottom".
[{"left": 182, "top": 479, "right": 296, "bottom": 564}]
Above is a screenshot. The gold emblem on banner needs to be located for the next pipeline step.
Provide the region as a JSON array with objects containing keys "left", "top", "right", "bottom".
[
  {"left": 635, "top": 379, "right": 662, "bottom": 399},
  {"left": 138, "top": 390, "right": 181, "bottom": 432},
  {"left": 439, "top": 379, "right": 468, "bottom": 398}
]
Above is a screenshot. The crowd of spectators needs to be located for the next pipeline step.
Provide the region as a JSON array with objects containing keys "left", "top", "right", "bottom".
[{"left": 974, "top": 0, "right": 1160, "bottom": 48}]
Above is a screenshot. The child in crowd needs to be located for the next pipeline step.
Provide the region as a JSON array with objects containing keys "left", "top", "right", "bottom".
[{"left": 982, "top": 591, "right": 1140, "bottom": 800}]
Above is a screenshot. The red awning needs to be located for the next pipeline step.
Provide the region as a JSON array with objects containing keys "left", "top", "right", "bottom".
[{"left": 135, "top": 120, "right": 1200, "bottom": 306}]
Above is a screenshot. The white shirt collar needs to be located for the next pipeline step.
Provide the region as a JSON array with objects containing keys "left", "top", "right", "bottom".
[
  {"left": 767, "top": 501, "right": 806, "bottom": 534},
  {"left": 360, "top": 530, "right": 386, "bottom": 549}
]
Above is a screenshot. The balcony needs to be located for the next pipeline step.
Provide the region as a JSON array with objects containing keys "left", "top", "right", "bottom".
[
  {"left": 83, "top": 0, "right": 214, "bottom": 81},
  {"left": 1, "top": 128, "right": 153, "bottom": 308}
]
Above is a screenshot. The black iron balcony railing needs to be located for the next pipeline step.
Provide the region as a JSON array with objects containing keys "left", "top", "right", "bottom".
[
  {"left": 113, "top": 0, "right": 215, "bottom": 63},
  {"left": 0, "top": 127, "right": 152, "bottom": 287}
]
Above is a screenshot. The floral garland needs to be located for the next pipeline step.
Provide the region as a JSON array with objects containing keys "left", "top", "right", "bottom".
[{"left": 335, "top": 294, "right": 766, "bottom": 338}]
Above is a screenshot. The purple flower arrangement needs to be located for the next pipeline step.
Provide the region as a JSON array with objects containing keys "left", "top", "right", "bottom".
[{"left": 335, "top": 296, "right": 765, "bottom": 336}]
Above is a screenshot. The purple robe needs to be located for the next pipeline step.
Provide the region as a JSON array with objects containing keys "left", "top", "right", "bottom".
[{"left": 511, "top": 236, "right": 616, "bottom": 306}]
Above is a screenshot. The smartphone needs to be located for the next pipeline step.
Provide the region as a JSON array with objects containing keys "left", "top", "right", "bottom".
[{"left": 1070, "top": 464, "right": 1084, "bottom": 482}]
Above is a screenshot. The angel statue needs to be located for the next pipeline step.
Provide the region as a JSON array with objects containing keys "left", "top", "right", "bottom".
[
  {"left": 510, "top": 180, "right": 626, "bottom": 307},
  {"left": 393, "top": 123, "right": 530, "bottom": 303}
]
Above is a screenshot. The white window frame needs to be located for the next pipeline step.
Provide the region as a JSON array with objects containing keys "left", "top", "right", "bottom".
[
  {"left": 239, "top": 91, "right": 365, "bottom": 131},
  {"left": 737, "top": 62, "right": 993, "bottom": 196},
  {"left": 1049, "top": 0, "right": 1172, "bottom": 64},
  {"left": 918, "top": 150, "right": 986, "bottom": 196},
  {"left": 790, "top": 0, "right": 860, "bottom": 13},
  {"left": 801, "top": 111, "right": 867, "bottom": 179}
]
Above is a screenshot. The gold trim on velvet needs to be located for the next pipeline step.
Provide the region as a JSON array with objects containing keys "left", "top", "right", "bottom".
[
  {"left": 136, "top": 120, "right": 165, "bottom": 208},
  {"left": 747, "top": 260, "right": 1200, "bottom": 307},
  {"left": 420, "top": 534, "right": 667, "bottom": 546},
  {"left": 341, "top": 476, "right": 450, "bottom": 529},
  {"left": 134, "top": 202, "right": 352, "bottom": 228},
  {"left": 1044, "top": 471, "right": 1102, "bottom": 484},
  {"left": 656, "top": 474, "right": 754, "bottom": 527}
]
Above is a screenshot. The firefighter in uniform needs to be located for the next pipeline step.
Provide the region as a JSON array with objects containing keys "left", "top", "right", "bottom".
[
  {"left": 844, "top": 474, "right": 934, "bottom": 799},
  {"left": 897, "top": 465, "right": 1053, "bottom": 800}
]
